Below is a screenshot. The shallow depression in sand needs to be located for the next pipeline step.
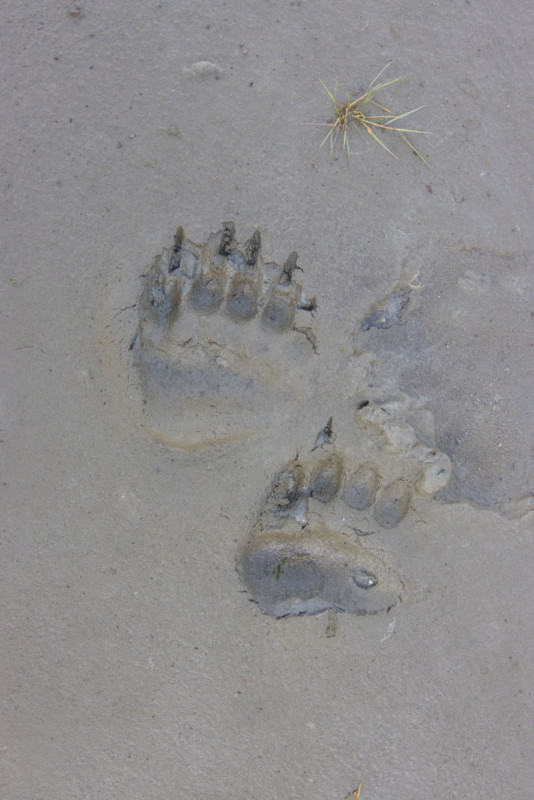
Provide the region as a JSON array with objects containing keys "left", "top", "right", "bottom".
[{"left": 103, "top": 223, "right": 319, "bottom": 449}]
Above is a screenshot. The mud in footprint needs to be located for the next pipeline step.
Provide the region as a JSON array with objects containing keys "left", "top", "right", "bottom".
[
  {"left": 129, "top": 223, "right": 317, "bottom": 448},
  {"left": 238, "top": 409, "right": 451, "bottom": 617},
  {"left": 353, "top": 241, "right": 534, "bottom": 514}
]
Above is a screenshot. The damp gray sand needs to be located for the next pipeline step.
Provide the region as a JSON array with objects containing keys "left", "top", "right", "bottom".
[
  {"left": 354, "top": 241, "right": 534, "bottom": 513},
  {"left": 238, "top": 415, "right": 451, "bottom": 616},
  {"left": 4, "top": 4, "right": 533, "bottom": 798},
  {"left": 238, "top": 526, "right": 402, "bottom": 617},
  {"left": 128, "top": 223, "right": 318, "bottom": 447}
]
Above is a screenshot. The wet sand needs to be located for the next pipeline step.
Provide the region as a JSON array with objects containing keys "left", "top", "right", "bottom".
[{"left": 2, "top": 1, "right": 533, "bottom": 798}]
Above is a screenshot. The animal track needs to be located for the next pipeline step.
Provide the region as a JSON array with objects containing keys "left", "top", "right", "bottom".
[
  {"left": 354, "top": 241, "right": 534, "bottom": 513},
  {"left": 238, "top": 407, "right": 451, "bottom": 617},
  {"left": 131, "top": 223, "right": 317, "bottom": 447},
  {"left": 103, "top": 220, "right": 463, "bottom": 623}
]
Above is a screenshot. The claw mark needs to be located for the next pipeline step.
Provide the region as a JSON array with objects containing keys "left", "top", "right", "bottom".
[
  {"left": 312, "top": 417, "right": 335, "bottom": 450},
  {"left": 281, "top": 251, "right": 301, "bottom": 284}
]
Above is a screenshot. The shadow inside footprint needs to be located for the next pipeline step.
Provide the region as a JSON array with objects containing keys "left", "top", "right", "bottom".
[
  {"left": 354, "top": 242, "right": 534, "bottom": 514},
  {"left": 238, "top": 527, "right": 402, "bottom": 617},
  {"left": 238, "top": 413, "right": 452, "bottom": 617},
  {"left": 130, "top": 223, "right": 318, "bottom": 447}
]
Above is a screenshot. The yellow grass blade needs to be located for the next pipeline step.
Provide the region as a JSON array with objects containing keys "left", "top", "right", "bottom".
[
  {"left": 398, "top": 132, "right": 430, "bottom": 167},
  {"left": 363, "top": 124, "right": 399, "bottom": 159}
]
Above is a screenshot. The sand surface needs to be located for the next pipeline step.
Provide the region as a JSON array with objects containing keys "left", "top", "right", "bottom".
[{"left": 2, "top": 1, "right": 533, "bottom": 798}]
